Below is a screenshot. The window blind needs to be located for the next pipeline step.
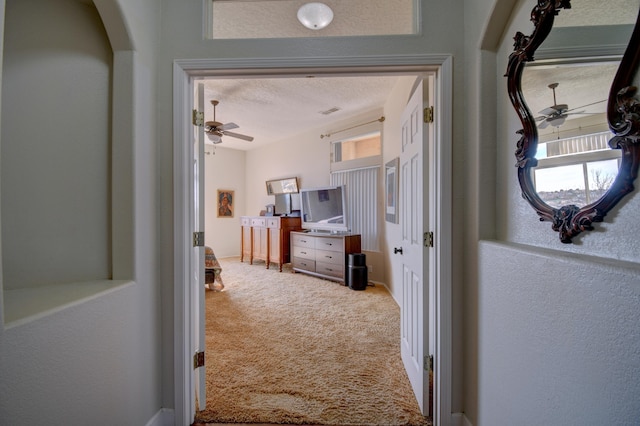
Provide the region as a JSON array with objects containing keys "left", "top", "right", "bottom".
[{"left": 331, "top": 166, "right": 380, "bottom": 251}]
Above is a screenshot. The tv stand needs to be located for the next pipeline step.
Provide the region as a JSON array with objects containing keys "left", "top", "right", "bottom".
[{"left": 290, "top": 231, "right": 361, "bottom": 284}]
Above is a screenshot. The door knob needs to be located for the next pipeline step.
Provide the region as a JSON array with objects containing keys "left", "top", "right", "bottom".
[{"left": 394, "top": 247, "right": 403, "bottom": 255}]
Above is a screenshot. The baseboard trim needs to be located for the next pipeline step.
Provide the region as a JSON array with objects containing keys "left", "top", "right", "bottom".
[
  {"left": 145, "top": 408, "right": 175, "bottom": 426},
  {"left": 451, "top": 412, "right": 473, "bottom": 426}
]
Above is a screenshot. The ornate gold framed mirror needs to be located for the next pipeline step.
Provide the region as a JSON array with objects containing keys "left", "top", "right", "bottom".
[{"left": 506, "top": 0, "right": 640, "bottom": 243}]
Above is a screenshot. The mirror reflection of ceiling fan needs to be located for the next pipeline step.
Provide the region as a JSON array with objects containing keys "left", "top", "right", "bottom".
[
  {"left": 535, "top": 83, "right": 606, "bottom": 129},
  {"left": 205, "top": 100, "right": 254, "bottom": 144}
]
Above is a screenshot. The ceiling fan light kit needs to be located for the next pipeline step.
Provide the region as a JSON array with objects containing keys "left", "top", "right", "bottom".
[
  {"left": 207, "top": 133, "right": 222, "bottom": 144},
  {"left": 204, "top": 99, "right": 254, "bottom": 144},
  {"left": 297, "top": 2, "right": 334, "bottom": 30}
]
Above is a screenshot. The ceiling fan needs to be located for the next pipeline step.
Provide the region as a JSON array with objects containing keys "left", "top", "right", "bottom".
[
  {"left": 205, "top": 100, "right": 254, "bottom": 144},
  {"left": 535, "top": 83, "right": 605, "bottom": 129}
]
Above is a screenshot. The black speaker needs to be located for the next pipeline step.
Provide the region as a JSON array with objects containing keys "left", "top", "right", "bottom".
[
  {"left": 348, "top": 266, "right": 368, "bottom": 291},
  {"left": 348, "top": 253, "right": 366, "bottom": 266},
  {"left": 347, "top": 253, "right": 368, "bottom": 291}
]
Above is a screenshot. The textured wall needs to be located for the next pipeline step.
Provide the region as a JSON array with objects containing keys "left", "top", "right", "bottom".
[
  {"left": 478, "top": 241, "right": 640, "bottom": 425},
  {"left": 467, "top": 0, "right": 640, "bottom": 425}
]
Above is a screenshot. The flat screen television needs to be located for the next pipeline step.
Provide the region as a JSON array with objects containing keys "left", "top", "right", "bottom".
[
  {"left": 300, "top": 185, "right": 349, "bottom": 233},
  {"left": 274, "top": 193, "right": 291, "bottom": 215}
]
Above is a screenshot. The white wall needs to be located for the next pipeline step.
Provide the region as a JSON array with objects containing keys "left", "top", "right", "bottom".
[
  {"left": 245, "top": 124, "right": 332, "bottom": 216},
  {"left": 204, "top": 145, "right": 246, "bottom": 258},
  {"left": 0, "top": 0, "right": 163, "bottom": 424}
]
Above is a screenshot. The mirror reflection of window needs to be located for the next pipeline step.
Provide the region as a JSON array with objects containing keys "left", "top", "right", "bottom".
[
  {"left": 534, "top": 156, "right": 620, "bottom": 208},
  {"left": 281, "top": 179, "right": 297, "bottom": 193},
  {"left": 587, "top": 158, "right": 619, "bottom": 200}
]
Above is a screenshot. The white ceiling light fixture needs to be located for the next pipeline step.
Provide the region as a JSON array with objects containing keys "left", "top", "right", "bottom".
[
  {"left": 297, "top": 2, "right": 334, "bottom": 30},
  {"left": 207, "top": 133, "right": 222, "bottom": 144}
]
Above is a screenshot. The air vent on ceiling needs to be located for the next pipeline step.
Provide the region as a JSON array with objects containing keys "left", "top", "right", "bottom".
[{"left": 319, "top": 107, "right": 341, "bottom": 115}]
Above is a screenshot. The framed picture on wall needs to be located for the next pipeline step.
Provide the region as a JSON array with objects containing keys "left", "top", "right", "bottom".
[
  {"left": 217, "top": 189, "right": 234, "bottom": 218},
  {"left": 385, "top": 158, "right": 399, "bottom": 223}
]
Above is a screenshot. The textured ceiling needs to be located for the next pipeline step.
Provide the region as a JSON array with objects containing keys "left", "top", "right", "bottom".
[
  {"left": 555, "top": 0, "right": 639, "bottom": 27},
  {"left": 198, "top": 75, "right": 404, "bottom": 150},
  {"left": 211, "top": 0, "right": 415, "bottom": 39},
  {"left": 200, "top": 0, "right": 639, "bottom": 150}
]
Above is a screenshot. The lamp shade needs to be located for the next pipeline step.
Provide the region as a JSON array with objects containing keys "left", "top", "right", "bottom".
[
  {"left": 297, "top": 3, "right": 334, "bottom": 30},
  {"left": 549, "top": 115, "right": 566, "bottom": 127},
  {"left": 207, "top": 133, "right": 222, "bottom": 144}
]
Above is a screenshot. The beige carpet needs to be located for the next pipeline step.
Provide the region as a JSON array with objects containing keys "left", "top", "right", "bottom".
[{"left": 195, "top": 257, "right": 428, "bottom": 425}]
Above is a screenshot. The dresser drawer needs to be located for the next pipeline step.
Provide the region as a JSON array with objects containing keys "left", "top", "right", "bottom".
[
  {"left": 293, "top": 257, "right": 315, "bottom": 272},
  {"left": 293, "top": 246, "right": 315, "bottom": 260},
  {"left": 316, "top": 261, "right": 343, "bottom": 279},
  {"left": 315, "top": 249, "right": 343, "bottom": 265},
  {"left": 315, "top": 237, "right": 343, "bottom": 252},
  {"left": 267, "top": 217, "right": 280, "bottom": 228},
  {"left": 291, "top": 233, "right": 315, "bottom": 249},
  {"left": 241, "top": 217, "right": 251, "bottom": 226},
  {"left": 251, "top": 218, "right": 266, "bottom": 227}
]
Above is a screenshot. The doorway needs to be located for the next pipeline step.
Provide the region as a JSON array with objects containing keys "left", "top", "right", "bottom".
[{"left": 173, "top": 55, "right": 453, "bottom": 426}]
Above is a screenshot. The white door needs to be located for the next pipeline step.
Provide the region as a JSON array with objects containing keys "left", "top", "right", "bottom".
[
  {"left": 192, "top": 83, "right": 207, "bottom": 411},
  {"left": 397, "top": 77, "right": 434, "bottom": 415}
]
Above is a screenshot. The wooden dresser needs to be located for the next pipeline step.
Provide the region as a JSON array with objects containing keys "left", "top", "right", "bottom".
[
  {"left": 290, "top": 231, "right": 361, "bottom": 284},
  {"left": 240, "top": 216, "right": 302, "bottom": 271}
]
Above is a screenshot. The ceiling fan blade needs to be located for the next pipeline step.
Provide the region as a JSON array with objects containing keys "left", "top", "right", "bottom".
[
  {"left": 219, "top": 122, "right": 239, "bottom": 131},
  {"left": 540, "top": 104, "right": 568, "bottom": 115},
  {"left": 539, "top": 106, "right": 559, "bottom": 116},
  {"left": 565, "top": 99, "right": 607, "bottom": 114},
  {"left": 223, "top": 130, "right": 254, "bottom": 142},
  {"left": 538, "top": 119, "right": 551, "bottom": 129}
]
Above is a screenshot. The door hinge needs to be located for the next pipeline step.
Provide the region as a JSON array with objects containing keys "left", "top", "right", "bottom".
[
  {"left": 193, "top": 231, "right": 205, "bottom": 247},
  {"left": 424, "top": 231, "right": 434, "bottom": 248},
  {"left": 425, "top": 354, "right": 434, "bottom": 372},
  {"left": 424, "top": 106, "right": 434, "bottom": 124},
  {"left": 193, "top": 351, "right": 205, "bottom": 369},
  {"left": 192, "top": 109, "right": 204, "bottom": 127}
]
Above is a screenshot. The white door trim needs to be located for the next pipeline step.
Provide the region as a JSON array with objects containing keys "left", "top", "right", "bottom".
[{"left": 172, "top": 54, "right": 453, "bottom": 426}]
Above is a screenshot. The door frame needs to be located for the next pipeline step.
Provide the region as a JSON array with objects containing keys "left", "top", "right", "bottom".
[{"left": 172, "top": 54, "right": 453, "bottom": 425}]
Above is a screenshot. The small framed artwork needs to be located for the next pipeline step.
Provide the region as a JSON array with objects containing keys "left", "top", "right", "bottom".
[
  {"left": 217, "top": 190, "right": 234, "bottom": 218},
  {"left": 385, "top": 158, "right": 399, "bottom": 223}
]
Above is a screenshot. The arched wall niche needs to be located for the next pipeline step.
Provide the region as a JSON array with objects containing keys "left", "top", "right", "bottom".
[{"left": 0, "top": 0, "right": 136, "bottom": 326}]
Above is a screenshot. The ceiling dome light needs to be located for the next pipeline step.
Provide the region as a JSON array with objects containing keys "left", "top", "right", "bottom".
[{"left": 297, "top": 3, "right": 334, "bottom": 30}]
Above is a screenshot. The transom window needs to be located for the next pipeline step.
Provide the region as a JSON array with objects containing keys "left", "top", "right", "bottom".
[
  {"left": 331, "top": 132, "right": 381, "bottom": 164},
  {"left": 208, "top": 0, "right": 418, "bottom": 40}
]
